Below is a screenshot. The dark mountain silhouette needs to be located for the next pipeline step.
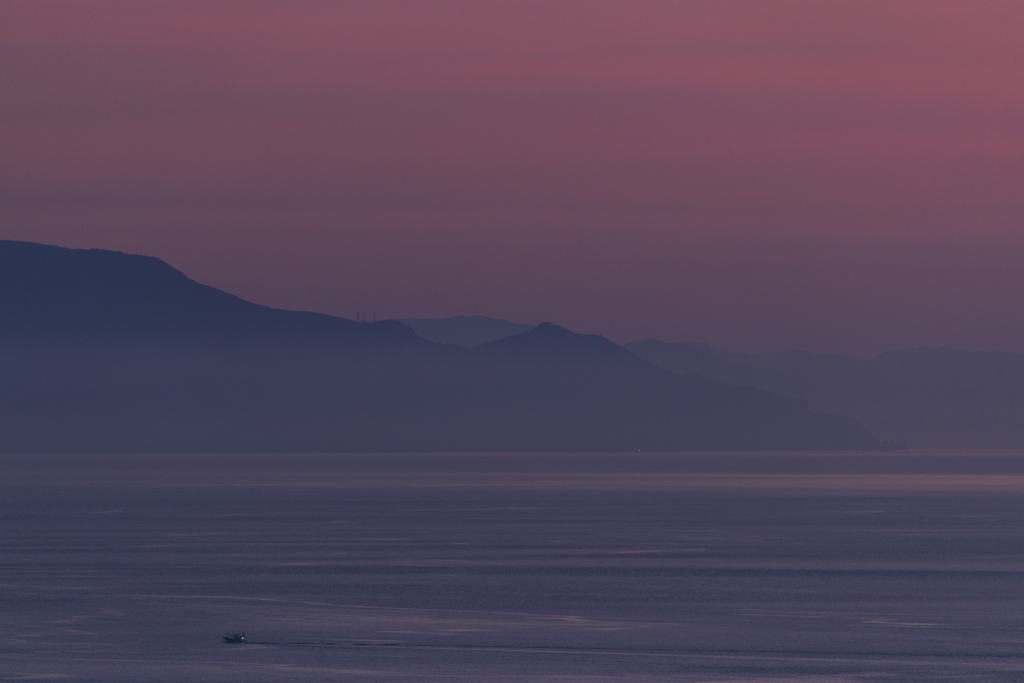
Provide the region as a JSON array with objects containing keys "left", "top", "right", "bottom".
[
  {"left": 627, "top": 339, "right": 1024, "bottom": 448},
  {"left": 459, "top": 324, "right": 882, "bottom": 452},
  {"left": 0, "top": 240, "right": 427, "bottom": 349},
  {"left": 398, "top": 315, "right": 534, "bottom": 348},
  {"left": 477, "top": 322, "right": 638, "bottom": 359},
  {"left": 0, "top": 240, "right": 885, "bottom": 452}
]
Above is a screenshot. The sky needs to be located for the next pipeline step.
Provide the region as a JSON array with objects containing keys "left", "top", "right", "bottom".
[{"left": 2, "top": 0, "right": 1023, "bottom": 356}]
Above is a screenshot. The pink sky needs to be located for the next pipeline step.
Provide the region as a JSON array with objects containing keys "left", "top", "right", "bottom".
[{"left": 2, "top": 0, "right": 1023, "bottom": 355}]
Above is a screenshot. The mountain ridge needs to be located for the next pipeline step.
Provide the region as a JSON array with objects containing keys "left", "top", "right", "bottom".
[
  {"left": 399, "top": 315, "right": 534, "bottom": 348},
  {"left": 0, "top": 240, "right": 886, "bottom": 452},
  {"left": 626, "top": 338, "right": 1024, "bottom": 448},
  {"left": 0, "top": 240, "right": 429, "bottom": 350}
]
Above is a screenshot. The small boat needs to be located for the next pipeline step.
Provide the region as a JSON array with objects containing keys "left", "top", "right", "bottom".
[{"left": 223, "top": 632, "right": 246, "bottom": 643}]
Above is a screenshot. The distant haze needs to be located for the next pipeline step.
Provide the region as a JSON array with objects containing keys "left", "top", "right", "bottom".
[{"left": 3, "top": 2, "right": 1024, "bottom": 356}]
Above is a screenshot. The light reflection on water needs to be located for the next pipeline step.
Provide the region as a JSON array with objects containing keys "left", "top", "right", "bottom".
[{"left": 2, "top": 451, "right": 1024, "bottom": 681}]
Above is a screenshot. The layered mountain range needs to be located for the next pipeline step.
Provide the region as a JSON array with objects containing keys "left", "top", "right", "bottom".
[
  {"left": 404, "top": 313, "right": 1024, "bottom": 448},
  {"left": 0, "top": 240, "right": 884, "bottom": 452}
]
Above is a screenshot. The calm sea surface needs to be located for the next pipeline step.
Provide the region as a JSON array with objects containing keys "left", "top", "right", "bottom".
[{"left": 4, "top": 451, "right": 1024, "bottom": 681}]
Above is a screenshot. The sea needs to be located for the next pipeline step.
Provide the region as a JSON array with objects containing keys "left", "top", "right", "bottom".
[{"left": 3, "top": 451, "right": 1024, "bottom": 682}]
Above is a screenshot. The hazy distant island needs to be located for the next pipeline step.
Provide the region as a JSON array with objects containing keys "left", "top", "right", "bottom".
[
  {"left": 625, "top": 339, "right": 1024, "bottom": 449},
  {"left": 0, "top": 240, "right": 891, "bottom": 453}
]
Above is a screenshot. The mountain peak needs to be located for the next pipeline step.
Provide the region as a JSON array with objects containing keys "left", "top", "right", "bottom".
[
  {"left": 530, "top": 321, "right": 573, "bottom": 336},
  {"left": 475, "top": 322, "right": 636, "bottom": 360}
]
